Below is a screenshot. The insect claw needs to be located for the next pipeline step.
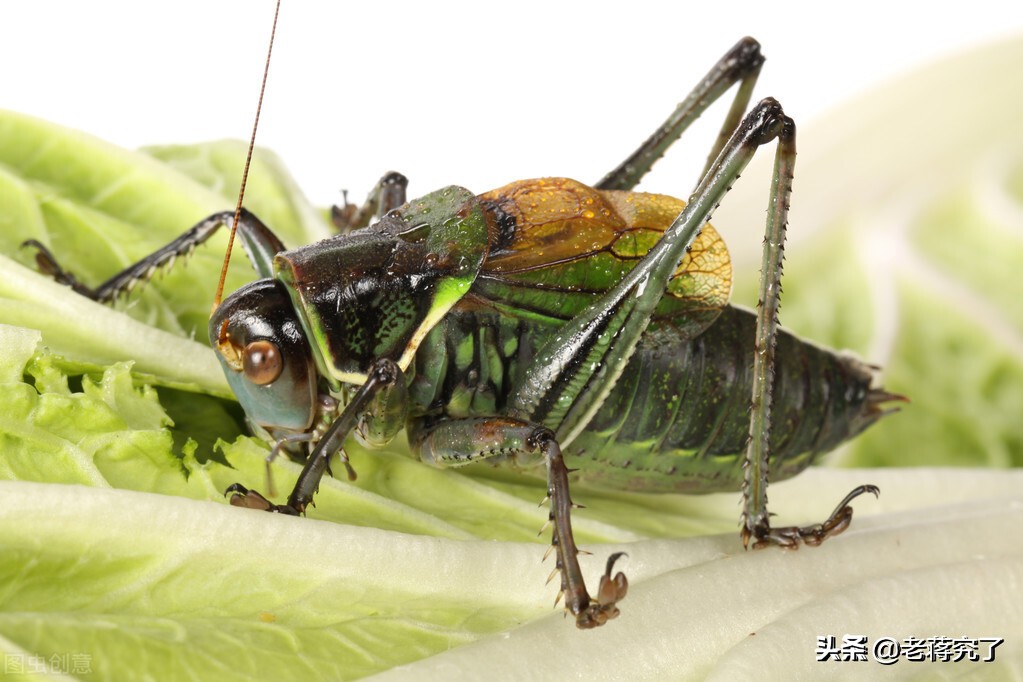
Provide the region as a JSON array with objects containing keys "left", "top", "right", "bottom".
[
  {"left": 230, "top": 491, "right": 262, "bottom": 509},
  {"left": 605, "top": 551, "right": 628, "bottom": 575},
  {"left": 225, "top": 483, "right": 293, "bottom": 515},
  {"left": 224, "top": 482, "right": 249, "bottom": 498},
  {"left": 745, "top": 485, "right": 878, "bottom": 549}
]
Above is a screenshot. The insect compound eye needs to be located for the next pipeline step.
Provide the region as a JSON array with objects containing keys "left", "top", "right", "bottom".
[
  {"left": 210, "top": 279, "right": 318, "bottom": 432},
  {"left": 242, "top": 340, "right": 283, "bottom": 385}
]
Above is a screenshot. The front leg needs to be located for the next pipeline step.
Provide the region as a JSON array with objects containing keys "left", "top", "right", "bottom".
[
  {"left": 24, "top": 208, "right": 286, "bottom": 302},
  {"left": 411, "top": 417, "right": 628, "bottom": 629},
  {"left": 227, "top": 358, "right": 404, "bottom": 514}
]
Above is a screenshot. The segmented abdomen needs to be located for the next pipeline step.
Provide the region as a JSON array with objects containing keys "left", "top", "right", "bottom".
[
  {"left": 410, "top": 304, "right": 881, "bottom": 493},
  {"left": 570, "top": 305, "right": 878, "bottom": 492}
]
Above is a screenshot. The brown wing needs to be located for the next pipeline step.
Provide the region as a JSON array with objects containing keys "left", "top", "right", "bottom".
[{"left": 473, "top": 177, "right": 731, "bottom": 337}]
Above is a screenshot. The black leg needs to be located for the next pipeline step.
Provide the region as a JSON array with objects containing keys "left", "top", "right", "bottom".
[{"left": 23, "top": 208, "right": 286, "bottom": 302}]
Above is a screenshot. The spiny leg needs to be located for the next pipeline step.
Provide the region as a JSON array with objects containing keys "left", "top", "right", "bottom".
[
  {"left": 596, "top": 36, "right": 764, "bottom": 192},
  {"left": 22, "top": 240, "right": 101, "bottom": 299},
  {"left": 227, "top": 358, "right": 404, "bottom": 514},
  {"left": 412, "top": 418, "right": 628, "bottom": 629},
  {"left": 484, "top": 99, "right": 801, "bottom": 628},
  {"left": 541, "top": 430, "right": 628, "bottom": 628},
  {"left": 508, "top": 99, "right": 798, "bottom": 449},
  {"left": 740, "top": 113, "right": 879, "bottom": 549},
  {"left": 23, "top": 208, "right": 286, "bottom": 302},
  {"left": 331, "top": 171, "right": 409, "bottom": 232},
  {"left": 248, "top": 359, "right": 403, "bottom": 499}
]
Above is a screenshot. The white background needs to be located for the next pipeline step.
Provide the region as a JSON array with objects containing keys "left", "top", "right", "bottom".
[{"left": 3, "top": 1, "right": 1023, "bottom": 206}]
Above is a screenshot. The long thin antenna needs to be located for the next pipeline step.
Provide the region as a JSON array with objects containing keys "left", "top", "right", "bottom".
[{"left": 212, "top": 0, "right": 282, "bottom": 312}]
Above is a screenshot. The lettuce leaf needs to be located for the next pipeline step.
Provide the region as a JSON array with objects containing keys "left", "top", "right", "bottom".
[{"left": 1, "top": 37, "right": 1022, "bottom": 681}]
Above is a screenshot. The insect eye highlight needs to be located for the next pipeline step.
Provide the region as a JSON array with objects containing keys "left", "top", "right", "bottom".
[{"left": 242, "top": 340, "right": 283, "bottom": 385}]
